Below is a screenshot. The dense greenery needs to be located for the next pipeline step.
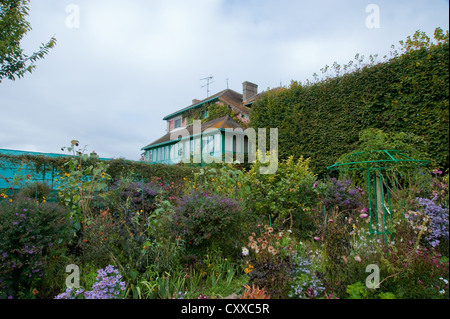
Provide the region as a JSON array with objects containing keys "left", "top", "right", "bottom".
[
  {"left": 0, "top": 140, "right": 448, "bottom": 300},
  {"left": 0, "top": 29, "right": 449, "bottom": 301},
  {"left": 0, "top": 152, "right": 199, "bottom": 188},
  {"left": 249, "top": 28, "right": 449, "bottom": 176}
]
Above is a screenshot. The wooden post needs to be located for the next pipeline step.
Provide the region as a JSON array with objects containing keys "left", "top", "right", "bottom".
[{"left": 375, "top": 170, "right": 385, "bottom": 243}]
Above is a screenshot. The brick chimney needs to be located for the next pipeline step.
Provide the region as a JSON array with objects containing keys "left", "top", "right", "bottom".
[
  {"left": 242, "top": 81, "right": 258, "bottom": 102},
  {"left": 192, "top": 99, "right": 201, "bottom": 105}
]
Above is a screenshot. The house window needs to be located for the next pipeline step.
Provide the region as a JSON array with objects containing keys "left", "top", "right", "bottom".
[
  {"left": 200, "top": 109, "right": 208, "bottom": 119},
  {"left": 208, "top": 135, "right": 214, "bottom": 153},
  {"left": 165, "top": 146, "right": 169, "bottom": 160},
  {"left": 174, "top": 118, "right": 182, "bottom": 128},
  {"left": 152, "top": 149, "right": 157, "bottom": 162}
]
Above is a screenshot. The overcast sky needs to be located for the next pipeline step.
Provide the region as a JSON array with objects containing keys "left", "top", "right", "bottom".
[{"left": 0, "top": 0, "right": 448, "bottom": 161}]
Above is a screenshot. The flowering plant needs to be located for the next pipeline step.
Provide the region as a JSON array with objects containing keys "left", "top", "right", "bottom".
[
  {"left": 119, "top": 181, "right": 159, "bottom": 213},
  {"left": 0, "top": 198, "right": 70, "bottom": 299},
  {"left": 289, "top": 254, "right": 325, "bottom": 299},
  {"left": 58, "top": 140, "right": 111, "bottom": 236},
  {"left": 430, "top": 169, "right": 448, "bottom": 204},
  {"left": 320, "top": 178, "right": 363, "bottom": 213},
  {"left": 55, "top": 265, "right": 126, "bottom": 299},
  {"left": 242, "top": 225, "right": 296, "bottom": 298},
  {"left": 416, "top": 197, "right": 449, "bottom": 249},
  {"left": 170, "top": 190, "right": 242, "bottom": 254},
  {"left": 244, "top": 225, "right": 295, "bottom": 262}
]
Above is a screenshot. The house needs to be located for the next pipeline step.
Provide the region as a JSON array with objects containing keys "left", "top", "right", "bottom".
[{"left": 141, "top": 81, "right": 260, "bottom": 164}]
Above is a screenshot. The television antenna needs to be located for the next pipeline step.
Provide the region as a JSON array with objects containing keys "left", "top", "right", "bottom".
[{"left": 201, "top": 75, "right": 214, "bottom": 97}]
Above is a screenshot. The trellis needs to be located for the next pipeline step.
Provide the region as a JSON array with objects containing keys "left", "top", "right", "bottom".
[{"left": 327, "top": 150, "right": 430, "bottom": 244}]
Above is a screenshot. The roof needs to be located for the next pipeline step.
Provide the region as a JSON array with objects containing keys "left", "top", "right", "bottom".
[
  {"left": 243, "top": 92, "right": 263, "bottom": 106},
  {"left": 163, "top": 89, "right": 250, "bottom": 120},
  {"left": 141, "top": 115, "right": 244, "bottom": 150}
]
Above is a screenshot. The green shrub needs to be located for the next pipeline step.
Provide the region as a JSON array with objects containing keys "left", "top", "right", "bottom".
[
  {"left": 17, "top": 181, "right": 52, "bottom": 202},
  {"left": 0, "top": 198, "right": 71, "bottom": 299},
  {"left": 170, "top": 190, "right": 243, "bottom": 257},
  {"left": 245, "top": 155, "right": 318, "bottom": 236}
]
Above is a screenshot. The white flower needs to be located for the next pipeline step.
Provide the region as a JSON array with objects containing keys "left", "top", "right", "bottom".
[{"left": 242, "top": 247, "right": 249, "bottom": 256}]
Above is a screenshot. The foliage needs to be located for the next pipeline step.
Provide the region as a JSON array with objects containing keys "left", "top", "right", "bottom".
[
  {"left": 240, "top": 284, "right": 270, "bottom": 299},
  {"left": 58, "top": 141, "right": 111, "bottom": 239},
  {"left": 319, "top": 178, "right": 364, "bottom": 213},
  {"left": 243, "top": 225, "right": 296, "bottom": 298},
  {"left": 118, "top": 181, "right": 159, "bottom": 213},
  {"left": 106, "top": 158, "right": 198, "bottom": 183},
  {"left": 249, "top": 28, "right": 449, "bottom": 176},
  {"left": 311, "top": 205, "right": 366, "bottom": 295},
  {"left": 415, "top": 197, "right": 449, "bottom": 250},
  {"left": 0, "top": 198, "right": 70, "bottom": 299},
  {"left": 333, "top": 128, "right": 432, "bottom": 187},
  {"left": 245, "top": 155, "right": 318, "bottom": 233},
  {"left": 289, "top": 253, "right": 325, "bottom": 299},
  {"left": 430, "top": 170, "right": 449, "bottom": 206},
  {"left": 0, "top": 0, "right": 56, "bottom": 82},
  {"left": 182, "top": 101, "right": 248, "bottom": 128},
  {"left": 0, "top": 149, "right": 198, "bottom": 193},
  {"left": 54, "top": 265, "right": 126, "bottom": 299},
  {"left": 16, "top": 181, "right": 52, "bottom": 202},
  {"left": 186, "top": 164, "right": 251, "bottom": 202},
  {"left": 170, "top": 190, "right": 243, "bottom": 256},
  {"left": 342, "top": 207, "right": 449, "bottom": 299},
  {"left": 206, "top": 102, "right": 234, "bottom": 121}
]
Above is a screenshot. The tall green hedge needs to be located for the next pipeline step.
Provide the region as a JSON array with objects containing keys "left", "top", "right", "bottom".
[{"left": 249, "top": 29, "right": 449, "bottom": 176}]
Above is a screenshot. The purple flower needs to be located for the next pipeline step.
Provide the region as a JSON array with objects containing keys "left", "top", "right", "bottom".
[
  {"left": 416, "top": 197, "right": 449, "bottom": 247},
  {"left": 105, "top": 265, "right": 114, "bottom": 273}
]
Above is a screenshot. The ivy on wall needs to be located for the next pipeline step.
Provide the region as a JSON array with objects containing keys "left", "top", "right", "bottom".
[
  {"left": 184, "top": 101, "right": 248, "bottom": 128},
  {"left": 0, "top": 153, "right": 198, "bottom": 188}
]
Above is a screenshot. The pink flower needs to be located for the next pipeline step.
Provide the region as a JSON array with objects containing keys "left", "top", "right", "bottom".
[
  {"left": 360, "top": 213, "right": 368, "bottom": 219},
  {"left": 354, "top": 255, "right": 362, "bottom": 263},
  {"left": 314, "top": 236, "right": 320, "bottom": 241}
]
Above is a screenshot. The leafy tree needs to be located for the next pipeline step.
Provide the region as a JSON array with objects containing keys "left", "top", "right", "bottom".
[{"left": 0, "top": 0, "right": 56, "bottom": 82}]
